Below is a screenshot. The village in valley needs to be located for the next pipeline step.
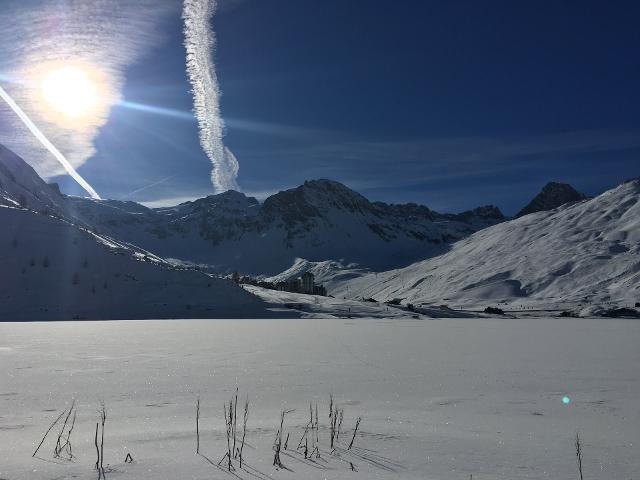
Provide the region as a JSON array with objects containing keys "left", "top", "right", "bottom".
[{"left": 232, "top": 271, "right": 328, "bottom": 297}]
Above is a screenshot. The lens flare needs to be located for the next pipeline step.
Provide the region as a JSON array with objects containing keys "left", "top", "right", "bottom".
[{"left": 562, "top": 396, "right": 571, "bottom": 405}]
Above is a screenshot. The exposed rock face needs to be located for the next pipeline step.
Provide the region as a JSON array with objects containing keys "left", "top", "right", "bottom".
[
  {"left": 62, "top": 178, "right": 505, "bottom": 274},
  {"left": 336, "top": 179, "right": 640, "bottom": 310},
  {"left": 0, "top": 143, "right": 506, "bottom": 274},
  {"left": 516, "top": 182, "right": 587, "bottom": 217}
]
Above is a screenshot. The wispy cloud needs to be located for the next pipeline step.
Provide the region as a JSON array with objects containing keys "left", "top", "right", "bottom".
[
  {"left": 0, "top": 0, "right": 177, "bottom": 179},
  {"left": 238, "top": 128, "right": 640, "bottom": 192}
]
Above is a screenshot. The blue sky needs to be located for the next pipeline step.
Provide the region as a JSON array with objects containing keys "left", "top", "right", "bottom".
[{"left": 8, "top": 0, "right": 640, "bottom": 214}]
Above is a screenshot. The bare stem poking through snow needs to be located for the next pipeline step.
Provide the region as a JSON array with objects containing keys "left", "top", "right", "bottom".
[
  {"left": 575, "top": 432, "right": 584, "bottom": 480},
  {"left": 239, "top": 396, "right": 249, "bottom": 468},
  {"left": 348, "top": 417, "right": 361, "bottom": 450},
  {"left": 32, "top": 408, "right": 67, "bottom": 458},
  {"left": 195, "top": 396, "right": 200, "bottom": 454}
]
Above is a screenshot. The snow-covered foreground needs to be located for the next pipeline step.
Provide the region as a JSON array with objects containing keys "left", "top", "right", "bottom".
[{"left": 1, "top": 318, "right": 638, "bottom": 480}]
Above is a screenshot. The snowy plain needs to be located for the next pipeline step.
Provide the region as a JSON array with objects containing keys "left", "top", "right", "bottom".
[{"left": 0, "top": 318, "right": 638, "bottom": 480}]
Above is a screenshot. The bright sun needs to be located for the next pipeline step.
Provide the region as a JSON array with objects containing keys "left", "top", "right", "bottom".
[{"left": 41, "top": 66, "right": 97, "bottom": 117}]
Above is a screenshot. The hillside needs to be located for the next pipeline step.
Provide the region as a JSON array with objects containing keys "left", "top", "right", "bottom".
[
  {"left": 0, "top": 145, "right": 290, "bottom": 320},
  {"left": 0, "top": 202, "right": 296, "bottom": 320},
  {"left": 0, "top": 144, "right": 68, "bottom": 215},
  {"left": 64, "top": 179, "right": 504, "bottom": 274},
  {"left": 334, "top": 179, "right": 640, "bottom": 312},
  {"left": 0, "top": 205, "right": 286, "bottom": 320}
]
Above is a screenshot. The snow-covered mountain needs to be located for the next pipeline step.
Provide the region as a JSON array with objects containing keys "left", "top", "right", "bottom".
[
  {"left": 264, "top": 258, "right": 372, "bottom": 292},
  {"left": 0, "top": 145, "right": 291, "bottom": 320},
  {"left": 0, "top": 144, "right": 68, "bottom": 215},
  {"left": 334, "top": 179, "right": 640, "bottom": 312},
  {"left": 6, "top": 141, "right": 635, "bottom": 317},
  {"left": 0, "top": 206, "right": 288, "bottom": 320},
  {"left": 516, "top": 181, "right": 587, "bottom": 217},
  {"left": 65, "top": 179, "right": 505, "bottom": 274}
]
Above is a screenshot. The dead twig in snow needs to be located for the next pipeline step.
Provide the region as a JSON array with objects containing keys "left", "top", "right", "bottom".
[
  {"left": 59, "top": 409, "right": 77, "bottom": 459},
  {"left": 232, "top": 387, "right": 238, "bottom": 458},
  {"left": 94, "top": 402, "right": 106, "bottom": 478},
  {"left": 348, "top": 417, "right": 361, "bottom": 450},
  {"left": 195, "top": 397, "right": 200, "bottom": 454},
  {"left": 314, "top": 403, "right": 319, "bottom": 452},
  {"left": 33, "top": 408, "right": 67, "bottom": 457},
  {"left": 239, "top": 396, "right": 249, "bottom": 468},
  {"left": 100, "top": 403, "right": 106, "bottom": 473},
  {"left": 575, "top": 432, "right": 584, "bottom": 480},
  {"left": 336, "top": 408, "right": 344, "bottom": 441},
  {"left": 330, "top": 405, "right": 338, "bottom": 448},
  {"left": 94, "top": 423, "right": 100, "bottom": 471},
  {"left": 218, "top": 401, "right": 235, "bottom": 471},
  {"left": 273, "top": 409, "right": 293, "bottom": 468},
  {"left": 54, "top": 400, "right": 76, "bottom": 459}
]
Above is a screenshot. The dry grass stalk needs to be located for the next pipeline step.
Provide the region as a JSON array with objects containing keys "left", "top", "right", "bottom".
[
  {"left": 58, "top": 409, "right": 77, "bottom": 459},
  {"left": 54, "top": 400, "right": 75, "bottom": 458},
  {"left": 575, "top": 432, "right": 584, "bottom": 480},
  {"left": 99, "top": 403, "right": 106, "bottom": 476},
  {"left": 232, "top": 387, "right": 238, "bottom": 458},
  {"left": 195, "top": 396, "right": 200, "bottom": 454},
  {"left": 273, "top": 409, "right": 293, "bottom": 468},
  {"left": 239, "top": 396, "right": 249, "bottom": 468},
  {"left": 348, "top": 417, "right": 361, "bottom": 450},
  {"left": 94, "top": 403, "right": 106, "bottom": 479},
  {"left": 32, "top": 408, "right": 67, "bottom": 458},
  {"left": 336, "top": 409, "right": 344, "bottom": 441},
  {"left": 218, "top": 401, "right": 235, "bottom": 471}
]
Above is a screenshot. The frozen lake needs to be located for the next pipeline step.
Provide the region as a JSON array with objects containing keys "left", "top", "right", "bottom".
[{"left": 0, "top": 317, "right": 638, "bottom": 479}]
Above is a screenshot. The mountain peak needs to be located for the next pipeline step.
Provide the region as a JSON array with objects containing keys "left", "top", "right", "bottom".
[
  {"left": 516, "top": 182, "right": 586, "bottom": 218},
  {"left": 263, "top": 179, "right": 371, "bottom": 220},
  {"left": 299, "top": 179, "right": 369, "bottom": 202},
  {"left": 0, "top": 143, "right": 69, "bottom": 215}
]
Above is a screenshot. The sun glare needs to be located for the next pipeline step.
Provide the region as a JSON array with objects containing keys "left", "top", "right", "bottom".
[{"left": 41, "top": 66, "right": 97, "bottom": 117}]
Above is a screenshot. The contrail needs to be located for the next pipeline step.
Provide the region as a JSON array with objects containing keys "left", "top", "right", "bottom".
[
  {"left": 183, "top": 0, "right": 239, "bottom": 193},
  {"left": 0, "top": 84, "right": 101, "bottom": 199},
  {"left": 122, "top": 174, "right": 177, "bottom": 199}
]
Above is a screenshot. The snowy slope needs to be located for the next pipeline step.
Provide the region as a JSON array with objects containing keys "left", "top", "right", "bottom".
[
  {"left": 0, "top": 143, "right": 292, "bottom": 320},
  {"left": 263, "top": 258, "right": 372, "bottom": 292},
  {"left": 336, "top": 179, "right": 640, "bottom": 311},
  {"left": 2, "top": 143, "right": 505, "bottom": 275},
  {"left": 0, "top": 205, "right": 289, "bottom": 320},
  {"left": 0, "top": 144, "right": 68, "bottom": 215},
  {"left": 65, "top": 179, "right": 504, "bottom": 274},
  {"left": 246, "top": 285, "right": 480, "bottom": 318}
]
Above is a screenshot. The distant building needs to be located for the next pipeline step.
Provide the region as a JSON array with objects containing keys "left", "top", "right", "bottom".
[
  {"left": 287, "top": 277, "right": 302, "bottom": 292},
  {"left": 241, "top": 271, "right": 326, "bottom": 296},
  {"left": 301, "top": 272, "right": 315, "bottom": 294},
  {"left": 313, "top": 284, "right": 327, "bottom": 296}
]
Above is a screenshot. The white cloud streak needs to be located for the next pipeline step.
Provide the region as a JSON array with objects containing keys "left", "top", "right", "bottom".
[
  {"left": 183, "top": 0, "right": 240, "bottom": 193},
  {"left": 0, "top": 84, "right": 100, "bottom": 198}
]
